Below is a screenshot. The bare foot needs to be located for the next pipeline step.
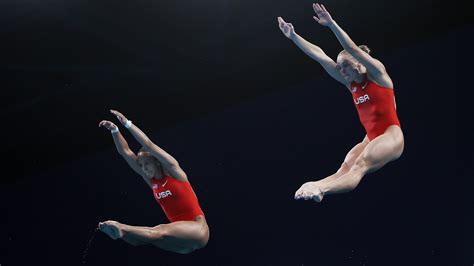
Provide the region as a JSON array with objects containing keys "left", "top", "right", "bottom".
[
  {"left": 295, "top": 181, "right": 324, "bottom": 202},
  {"left": 98, "top": 220, "right": 124, "bottom": 240}
]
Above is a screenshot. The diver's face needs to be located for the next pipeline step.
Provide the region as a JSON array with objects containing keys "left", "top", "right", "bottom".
[
  {"left": 336, "top": 55, "right": 361, "bottom": 82},
  {"left": 137, "top": 154, "right": 160, "bottom": 178}
]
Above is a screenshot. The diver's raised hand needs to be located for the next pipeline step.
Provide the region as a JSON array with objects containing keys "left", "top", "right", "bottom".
[
  {"left": 110, "top": 110, "right": 129, "bottom": 126},
  {"left": 99, "top": 120, "right": 118, "bottom": 132},
  {"left": 312, "top": 3, "right": 335, "bottom": 27},
  {"left": 277, "top": 17, "right": 296, "bottom": 39}
]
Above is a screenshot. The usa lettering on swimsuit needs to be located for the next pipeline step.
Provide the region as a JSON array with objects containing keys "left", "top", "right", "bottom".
[
  {"left": 354, "top": 94, "right": 370, "bottom": 105},
  {"left": 155, "top": 190, "right": 172, "bottom": 199}
]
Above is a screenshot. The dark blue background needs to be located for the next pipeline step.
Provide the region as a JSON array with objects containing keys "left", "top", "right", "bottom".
[{"left": 3, "top": 25, "right": 472, "bottom": 266}]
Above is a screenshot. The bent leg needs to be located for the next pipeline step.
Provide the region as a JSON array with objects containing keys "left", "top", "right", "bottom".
[
  {"left": 314, "top": 136, "right": 369, "bottom": 186},
  {"left": 120, "top": 226, "right": 155, "bottom": 246},
  {"left": 295, "top": 136, "right": 369, "bottom": 200},
  {"left": 111, "top": 217, "right": 208, "bottom": 254},
  {"left": 99, "top": 217, "right": 209, "bottom": 253},
  {"left": 321, "top": 125, "right": 404, "bottom": 195},
  {"left": 99, "top": 221, "right": 160, "bottom": 246},
  {"left": 149, "top": 218, "right": 210, "bottom": 254}
]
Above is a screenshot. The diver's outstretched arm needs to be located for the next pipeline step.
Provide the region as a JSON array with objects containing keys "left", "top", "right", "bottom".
[
  {"left": 312, "top": 3, "right": 386, "bottom": 77},
  {"left": 277, "top": 16, "right": 347, "bottom": 85},
  {"left": 99, "top": 120, "right": 151, "bottom": 186},
  {"left": 109, "top": 110, "right": 187, "bottom": 181}
]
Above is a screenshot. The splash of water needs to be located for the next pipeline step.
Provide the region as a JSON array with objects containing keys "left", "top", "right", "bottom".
[{"left": 82, "top": 226, "right": 99, "bottom": 264}]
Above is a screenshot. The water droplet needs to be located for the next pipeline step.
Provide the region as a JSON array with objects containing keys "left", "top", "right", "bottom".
[{"left": 82, "top": 226, "right": 99, "bottom": 263}]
